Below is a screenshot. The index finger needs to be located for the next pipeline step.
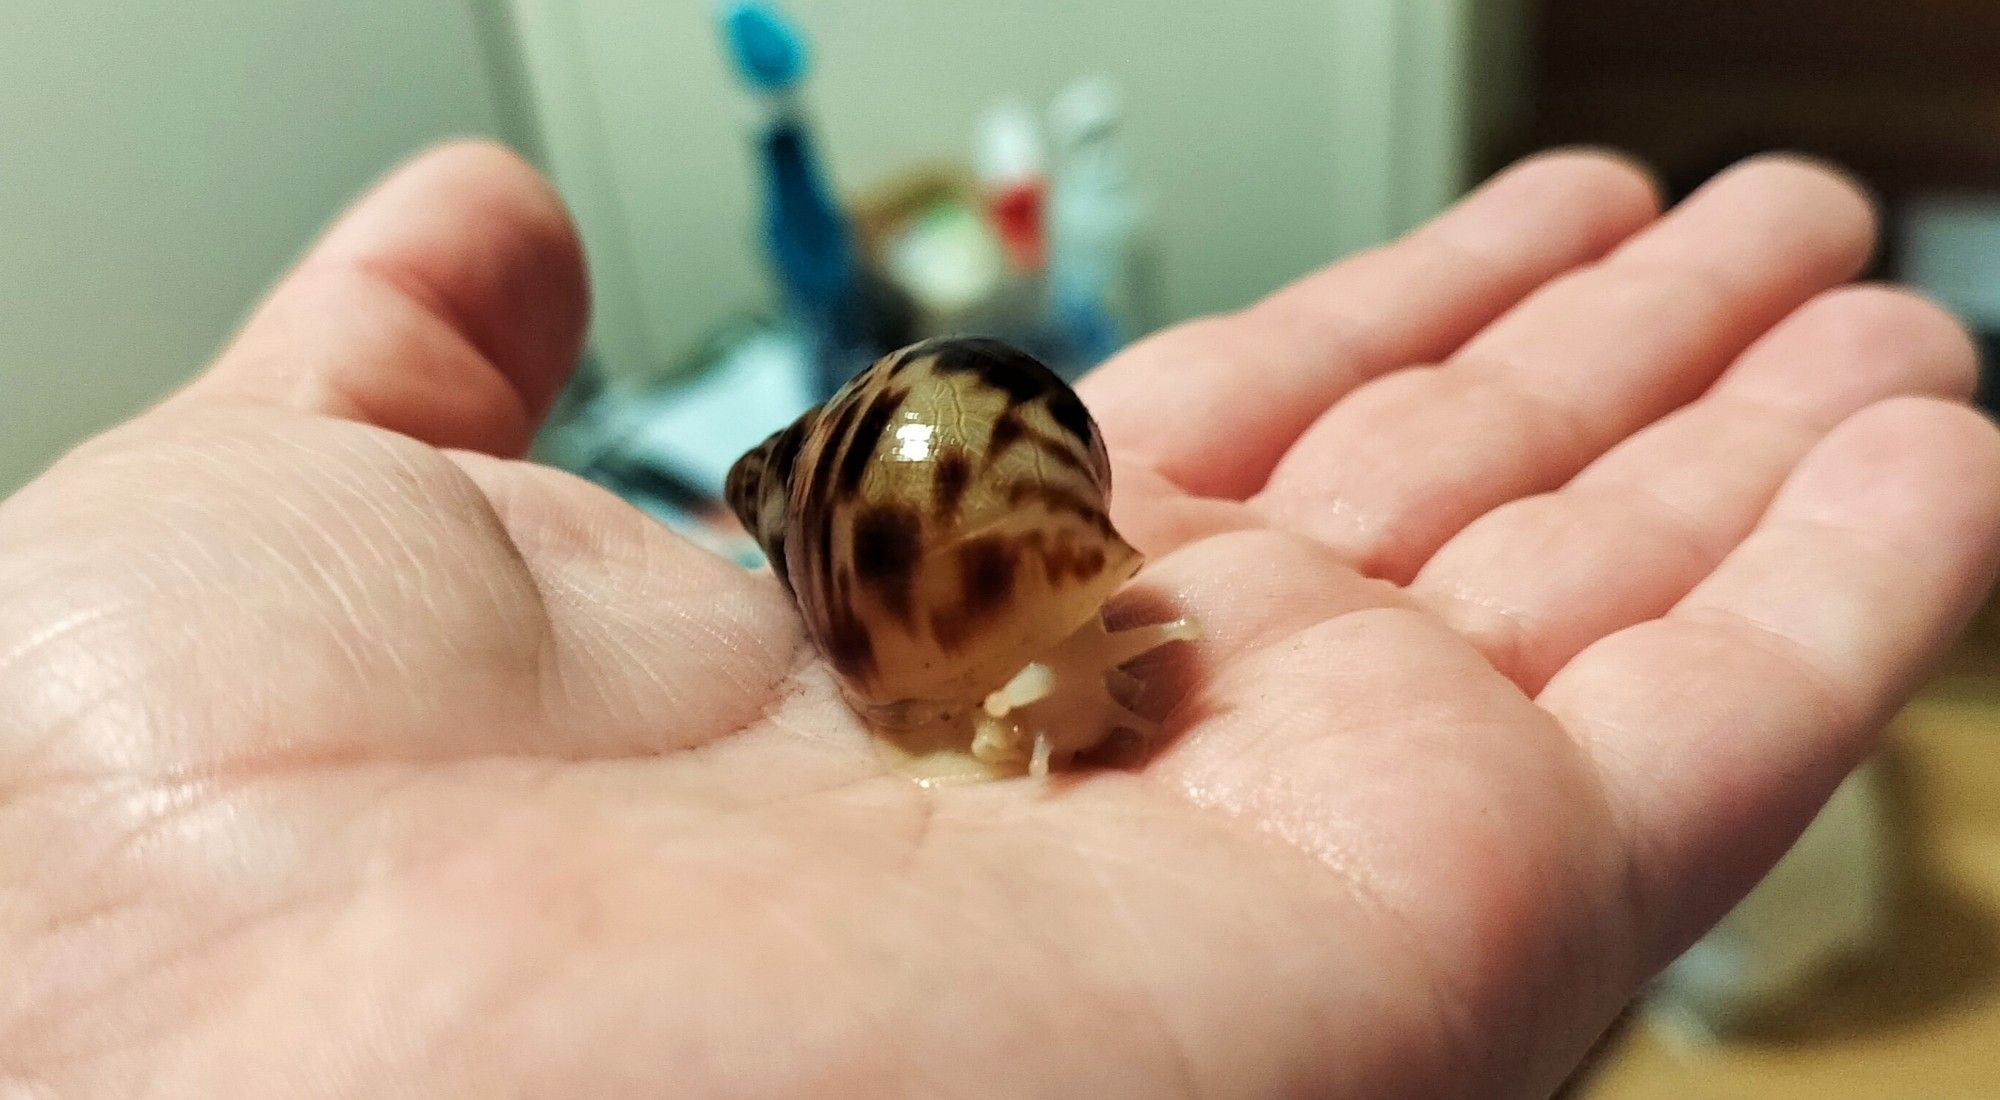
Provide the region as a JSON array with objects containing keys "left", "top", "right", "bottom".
[{"left": 1080, "top": 151, "right": 1662, "bottom": 498}]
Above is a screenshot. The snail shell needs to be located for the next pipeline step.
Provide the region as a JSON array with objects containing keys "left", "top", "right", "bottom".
[{"left": 726, "top": 337, "right": 1194, "bottom": 780}]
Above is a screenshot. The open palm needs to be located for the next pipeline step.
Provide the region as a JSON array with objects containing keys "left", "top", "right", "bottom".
[{"left": 5, "top": 143, "right": 1996, "bottom": 1099}]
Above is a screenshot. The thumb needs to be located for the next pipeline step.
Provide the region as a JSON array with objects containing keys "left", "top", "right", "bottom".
[{"left": 179, "top": 140, "right": 591, "bottom": 456}]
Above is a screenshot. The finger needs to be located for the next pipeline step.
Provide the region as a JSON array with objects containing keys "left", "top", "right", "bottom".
[
  {"left": 1106, "top": 464, "right": 1262, "bottom": 559},
  {"left": 181, "top": 140, "right": 589, "bottom": 456},
  {"left": 1539, "top": 397, "right": 2000, "bottom": 962},
  {"left": 1259, "top": 155, "right": 1878, "bottom": 582},
  {"left": 1081, "top": 150, "right": 1661, "bottom": 498},
  {"left": 1414, "top": 285, "right": 1977, "bottom": 691}
]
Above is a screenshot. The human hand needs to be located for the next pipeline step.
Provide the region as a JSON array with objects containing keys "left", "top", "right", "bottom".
[{"left": 4, "top": 142, "right": 1994, "bottom": 1098}]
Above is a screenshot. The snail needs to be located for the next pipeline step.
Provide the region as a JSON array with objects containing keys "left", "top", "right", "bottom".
[{"left": 726, "top": 336, "right": 1197, "bottom": 782}]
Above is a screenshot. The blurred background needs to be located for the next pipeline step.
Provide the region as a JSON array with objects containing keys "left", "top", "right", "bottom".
[{"left": 3, "top": 2, "right": 1998, "bottom": 1094}]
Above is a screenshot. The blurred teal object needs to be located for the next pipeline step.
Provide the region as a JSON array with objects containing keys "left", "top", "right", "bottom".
[
  {"left": 1045, "top": 76, "right": 1149, "bottom": 374},
  {"left": 716, "top": 1, "right": 913, "bottom": 399},
  {"left": 718, "top": 0, "right": 806, "bottom": 91}
]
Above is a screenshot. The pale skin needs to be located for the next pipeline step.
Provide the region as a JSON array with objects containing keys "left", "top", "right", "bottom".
[{"left": 3, "top": 142, "right": 1997, "bottom": 1099}]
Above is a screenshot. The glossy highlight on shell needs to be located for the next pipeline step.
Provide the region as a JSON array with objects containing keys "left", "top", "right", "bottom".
[{"left": 726, "top": 337, "right": 1196, "bottom": 782}]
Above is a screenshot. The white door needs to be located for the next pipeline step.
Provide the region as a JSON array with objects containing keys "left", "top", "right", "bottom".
[{"left": 498, "top": 0, "right": 1520, "bottom": 383}]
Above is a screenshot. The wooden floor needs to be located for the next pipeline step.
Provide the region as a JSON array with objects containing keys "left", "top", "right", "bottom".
[{"left": 1580, "top": 657, "right": 2000, "bottom": 1097}]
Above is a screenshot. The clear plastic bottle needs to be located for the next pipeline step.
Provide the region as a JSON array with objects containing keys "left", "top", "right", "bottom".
[{"left": 1045, "top": 77, "right": 1150, "bottom": 374}]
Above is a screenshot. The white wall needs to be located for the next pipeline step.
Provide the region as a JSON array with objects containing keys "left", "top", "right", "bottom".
[{"left": 0, "top": 1, "right": 508, "bottom": 492}]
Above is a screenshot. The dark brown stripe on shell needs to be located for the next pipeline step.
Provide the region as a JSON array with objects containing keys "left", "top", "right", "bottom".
[
  {"left": 958, "top": 535, "right": 1018, "bottom": 624},
  {"left": 807, "top": 395, "right": 862, "bottom": 504},
  {"left": 1043, "top": 387, "right": 1096, "bottom": 450},
  {"left": 987, "top": 411, "right": 1026, "bottom": 457},
  {"left": 851, "top": 503, "right": 923, "bottom": 625},
  {"left": 928, "top": 534, "right": 1021, "bottom": 652},
  {"left": 837, "top": 386, "right": 904, "bottom": 496},
  {"left": 933, "top": 337, "right": 1062, "bottom": 406},
  {"left": 823, "top": 609, "right": 877, "bottom": 680},
  {"left": 803, "top": 393, "right": 865, "bottom": 620},
  {"left": 1032, "top": 434, "right": 1079, "bottom": 469},
  {"left": 1005, "top": 480, "right": 1099, "bottom": 522},
  {"left": 928, "top": 607, "right": 971, "bottom": 652},
  {"left": 887, "top": 341, "right": 938, "bottom": 377},
  {"left": 932, "top": 447, "right": 972, "bottom": 516}
]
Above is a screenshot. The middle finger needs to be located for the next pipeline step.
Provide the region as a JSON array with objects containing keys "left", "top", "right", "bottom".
[{"left": 1255, "top": 155, "right": 1877, "bottom": 582}]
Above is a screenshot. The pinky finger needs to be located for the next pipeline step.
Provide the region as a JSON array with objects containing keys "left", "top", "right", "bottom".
[{"left": 1538, "top": 396, "right": 2000, "bottom": 966}]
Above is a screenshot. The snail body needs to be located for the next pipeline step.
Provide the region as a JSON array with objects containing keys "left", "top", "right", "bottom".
[{"left": 726, "top": 337, "right": 1194, "bottom": 781}]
